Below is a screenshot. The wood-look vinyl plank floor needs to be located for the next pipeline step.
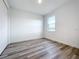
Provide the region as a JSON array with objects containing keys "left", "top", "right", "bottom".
[{"left": 0, "top": 39, "right": 79, "bottom": 59}]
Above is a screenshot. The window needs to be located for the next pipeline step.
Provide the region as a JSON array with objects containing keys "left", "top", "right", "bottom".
[{"left": 47, "top": 16, "right": 55, "bottom": 31}]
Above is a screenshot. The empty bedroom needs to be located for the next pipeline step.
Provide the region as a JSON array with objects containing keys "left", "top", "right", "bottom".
[{"left": 0, "top": 0, "right": 79, "bottom": 59}]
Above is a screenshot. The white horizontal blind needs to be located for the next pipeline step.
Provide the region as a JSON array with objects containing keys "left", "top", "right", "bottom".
[{"left": 47, "top": 16, "right": 55, "bottom": 31}]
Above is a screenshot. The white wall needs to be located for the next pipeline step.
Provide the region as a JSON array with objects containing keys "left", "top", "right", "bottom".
[
  {"left": 0, "top": 0, "right": 8, "bottom": 54},
  {"left": 8, "top": 8, "right": 43, "bottom": 43},
  {"left": 44, "top": 0, "right": 79, "bottom": 48}
]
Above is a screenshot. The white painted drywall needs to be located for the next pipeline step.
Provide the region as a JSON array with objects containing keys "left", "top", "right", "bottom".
[
  {"left": 0, "top": 0, "right": 8, "bottom": 54},
  {"left": 8, "top": 8, "right": 43, "bottom": 43},
  {"left": 44, "top": 0, "right": 79, "bottom": 48}
]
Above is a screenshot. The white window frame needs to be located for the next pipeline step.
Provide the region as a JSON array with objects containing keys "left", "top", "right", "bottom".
[{"left": 47, "top": 16, "right": 56, "bottom": 32}]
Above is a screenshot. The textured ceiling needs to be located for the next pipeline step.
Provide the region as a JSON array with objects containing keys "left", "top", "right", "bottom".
[{"left": 7, "top": 0, "right": 71, "bottom": 15}]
